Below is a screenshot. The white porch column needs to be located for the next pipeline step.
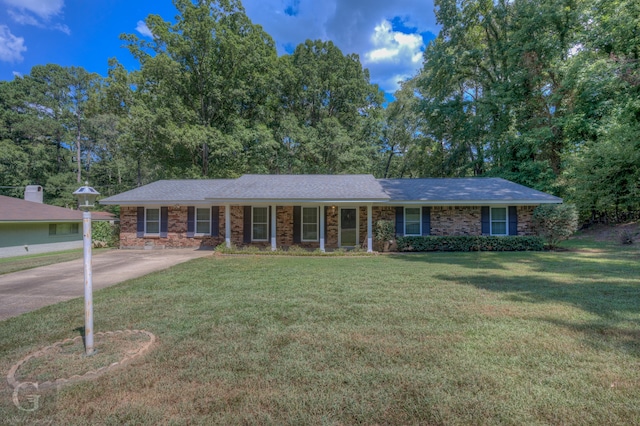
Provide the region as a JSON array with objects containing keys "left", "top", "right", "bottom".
[
  {"left": 271, "top": 204, "right": 277, "bottom": 251},
  {"left": 225, "top": 204, "right": 231, "bottom": 248},
  {"left": 319, "top": 204, "right": 325, "bottom": 252},
  {"left": 367, "top": 204, "right": 373, "bottom": 252}
]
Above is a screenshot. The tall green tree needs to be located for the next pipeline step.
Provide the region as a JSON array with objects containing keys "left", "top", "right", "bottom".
[
  {"left": 562, "top": 0, "right": 640, "bottom": 221},
  {"left": 273, "top": 40, "right": 384, "bottom": 174},
  {"left": 121, "top": 0, "right": 277, "bottom": 177},
  {"left": 0, "top": 65, "right": 103, "bottom": 205},
  {"left": 416, "top": 0, "right": 583, "bottom": 189}
]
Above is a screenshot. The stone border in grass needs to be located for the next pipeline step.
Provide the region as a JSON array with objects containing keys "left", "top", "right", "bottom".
[{"left": 7, "top": 329, "right": 156, "bottom": 391}]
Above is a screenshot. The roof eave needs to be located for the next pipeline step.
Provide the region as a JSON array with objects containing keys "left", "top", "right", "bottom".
[
  {"left": 0, "top": 219, "right": 83, "bottom": 223},
  {"left": 99, "top": 200, "right": 211, "bottom": 206},
  {"left": 386, "top": 199, "right": 563, "bottom": 205},
  {"left": 205, "top": 198, "right": 391, "bottom": 204}
]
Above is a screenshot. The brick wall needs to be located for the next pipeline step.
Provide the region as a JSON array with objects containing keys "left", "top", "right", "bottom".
[
  {"left": 119, "top": 206, "right": 224, "bottom": 249},
  {"left": 119, "top": 203, "right": 539, "bottom": 249},
  {"left": 431, "top": 206, "right": 482, "bottom": 236},
  {"left": 517, "top": 206, "right": 536, "bottom": 235},
  {"left": 326, "top": 207, "right": 339, "bottom": 247},
  {"left": 372, "top": 206, "right": 396, "bottom": 251}
]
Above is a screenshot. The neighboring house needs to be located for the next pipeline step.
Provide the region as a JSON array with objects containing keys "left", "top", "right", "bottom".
[
  {"left": 100, "top": 175, "right": 562, "bottom": 252},
  {"left": 0, "top": 186, "right": 115, "bottom": 258}
]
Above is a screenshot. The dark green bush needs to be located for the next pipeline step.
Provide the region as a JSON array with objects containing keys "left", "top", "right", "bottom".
[
  {"left": 532, "top": 204, "right": 579, "bottom": 248},
  {"left": 396, "top": 236, "right": 545, "bottom": 252}
]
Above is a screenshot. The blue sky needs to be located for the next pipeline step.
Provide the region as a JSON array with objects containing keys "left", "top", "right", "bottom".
[{"left": 0, "top": 0, "right": 437, "bottom": 94}]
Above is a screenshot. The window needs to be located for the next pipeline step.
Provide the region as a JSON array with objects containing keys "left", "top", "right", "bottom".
[
  {"left": 146, "top": 208, "right": 160, "bottom": 234},
  {"left": 252, "top": 207, "right": 268, "bottom": 241},
  {"left": 405, "top": 207, "right": 421, "bottom": 236},
  {"left": 196, "top": 208, "right": 210, "bottom": 234},
  {"left": 491, "top": 207, "right": 507, "bottom": 235},
  {"left": 49, "top": 223, "right": 79, "bottom": 236},
  {"left": 302, "top": 207, "right": 318, "bottom": 241}
]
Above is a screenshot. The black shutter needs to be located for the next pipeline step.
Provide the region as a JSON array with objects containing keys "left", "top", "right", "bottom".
[
  {"left": 324, "top": 206, "right": 328, "bottom": 242},
  {"left": 395, "top": 206, "right": 404, "bottom": 236},
  {"left": 243, "top": 206, "right": 251, "bottom": 243},
  {"left": 481, "top": 206, "right": 490, "bottom": 235},
  {"left": 136, "top": 207, "right": 144, "bottom": 237},
  {"left": 422, "top": 206, "right": 431, "bottom": 236},
  {"left": 269, "top": 206, "right": 273, "bottom": 240},
  {"left": 508, "top": 206, "right": 518, "bottom": 236},
  {"left": 160, "top": 207, "right": 168, "bottom": 237},
  {"left": 211, "top": 206, "right": 220, "bottom": 237},
  {"left": 186, "top": 207, "right": 195, "bottom": 238},
  {"left": 293, "top": 206, "right": 301, "bottom": 243}
]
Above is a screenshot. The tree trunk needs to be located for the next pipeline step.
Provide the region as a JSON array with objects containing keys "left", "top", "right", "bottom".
[
  {"left": 202, "top": 142, "right": 208, "bottom": 176},
  {"left": 76, "top": 125, "right": 82, "bottom": 183}
]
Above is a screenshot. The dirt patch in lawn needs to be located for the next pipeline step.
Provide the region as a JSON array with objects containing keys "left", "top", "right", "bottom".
[
  {"left": 573, "top": 220, "right": 640, "bottom": 243},
  {"left": 7, "top": 330, "right": 156, "bottom": 390}
]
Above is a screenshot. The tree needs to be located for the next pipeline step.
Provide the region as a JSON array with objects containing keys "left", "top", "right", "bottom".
[
  {"left": 273, "top": 40, "right": 384, "bottom": 174},
  {"left": 533, "top": 203, "right": 579, "bottom": 248},
  {"left": 0, "top": 66, "right": 102, "bottom": 205},
  {"left": 415, "top": 0, "right": 583, "bottom": 190},
  {"left": 121, "top": 0, "right": 277, "bottom": 177}
]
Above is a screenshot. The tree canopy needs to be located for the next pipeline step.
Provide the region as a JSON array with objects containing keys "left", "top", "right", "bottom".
[{"left": 1, "top": 0, "right": 638, "bottom": 223}]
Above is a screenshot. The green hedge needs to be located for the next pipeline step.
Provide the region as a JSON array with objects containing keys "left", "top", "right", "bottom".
[{"left": 396, "top": 236, "right": 545, "bottom": 252}]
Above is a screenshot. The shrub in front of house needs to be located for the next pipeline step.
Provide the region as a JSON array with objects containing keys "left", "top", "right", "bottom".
[
  {"left": 374, "top": 220, "right": 395, "bottom": 252},
  {"left": 532, "top": 204, "right": 579, "bottom": 249},
  {"left": 92, "top": 221, "right": 120, "bottom": 248},
  {"left": 396, "top": 236, "right": 545, "bottom": 252}
]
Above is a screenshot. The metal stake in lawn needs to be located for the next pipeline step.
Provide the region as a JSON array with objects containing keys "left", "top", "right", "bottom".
[{"left": 73, "top": 182, "right": 100, "bottom": 356}]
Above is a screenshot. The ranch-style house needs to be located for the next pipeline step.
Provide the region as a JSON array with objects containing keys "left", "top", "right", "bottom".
[{"left": 99, "top": 174, "right": 562, "bottom": 252}]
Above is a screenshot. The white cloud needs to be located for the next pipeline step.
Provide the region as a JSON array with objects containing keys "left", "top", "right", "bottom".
[
  {"left": 0, "top": 25, "right": 27, "bottom": 63},
  {"left": 135, "top": 20, "right": 154, "bottom": 38},
  {"left": 3, "top": 0, "right": 65, "bottom": 20},
  {"left": 53, "top": 23, "right": 71, "bottom": 35},
  {"left": 3, "top": 0, "right": 69, "bottom": 34},
  {"left": 242, "top": 0, "right": 437, "bottom": 94},
  {"left": 7, "top": 9, "right": 40, "bottom": 26},
  {"left": 363, "top": 20, "right": 424, "bottom": 92},
  {"left": 366, "top": 20, "right": 423, "bottom": 64}
]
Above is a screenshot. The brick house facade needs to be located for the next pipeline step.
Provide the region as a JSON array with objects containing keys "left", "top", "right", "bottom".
[
  {"left": 103, "top": 175, "right": 560, "bottom": 252},
  {"left": 118, "top": 204, "right": 539, "bottom": 251}
]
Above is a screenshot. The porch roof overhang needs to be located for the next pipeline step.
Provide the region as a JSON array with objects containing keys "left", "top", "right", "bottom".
[{"left": 206, "top": 198, "right": 389, "bottom": 205}]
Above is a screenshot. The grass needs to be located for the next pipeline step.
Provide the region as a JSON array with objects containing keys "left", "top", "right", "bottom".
[
  {"left": 0, "top": 249, "right": 110, "bottom": 276},
  {"left": 1, "top": 239, "right": 639, "bottom": 424}
]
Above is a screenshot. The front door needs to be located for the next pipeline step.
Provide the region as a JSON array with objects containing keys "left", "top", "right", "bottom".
[{"left": 340, "top": 208, "right": 358, "bottom": 247}]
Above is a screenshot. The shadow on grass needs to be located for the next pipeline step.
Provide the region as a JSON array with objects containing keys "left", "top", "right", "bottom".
[
  {"left": 387, "top": 252, "right": 510, "bottom": 271},
  {"left": 389, "top": 249, "right": 640, "bottom": 281},
  {"left": 434, "top": 271, "right": 640, "bottom": 357},
  {"left": 388, "top": 247, "right": 640, "bottom": 356}
]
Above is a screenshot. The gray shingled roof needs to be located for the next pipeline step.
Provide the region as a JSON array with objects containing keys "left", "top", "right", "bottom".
[
  {"left": 209, "top": 174, "right": 389, "bottom": 202},
  {"left": 100, "top": 175, "right": 562, "bottom": 205},
  {"left": 379, "top": 178, "right": 562, "bottom": 204},
  {"left": 99, "top": 179, "right": 233, "bottom": 205}
]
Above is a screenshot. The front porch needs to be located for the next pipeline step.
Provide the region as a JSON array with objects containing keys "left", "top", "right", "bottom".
[{"left": 119, "top": 205, "right": 396, "bottom": 252}]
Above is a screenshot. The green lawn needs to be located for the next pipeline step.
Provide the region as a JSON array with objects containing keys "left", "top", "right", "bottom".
[
  {"left": 0, "top": 249, "right": 110, "bottom": 276},
  {"left": 1, "top": 243, "right": 639, "bottom": 424}
]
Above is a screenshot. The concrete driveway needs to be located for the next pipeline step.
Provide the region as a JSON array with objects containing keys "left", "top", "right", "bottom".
[{"left": 0, "top": 249, "right": 212, "bottom": 321}]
